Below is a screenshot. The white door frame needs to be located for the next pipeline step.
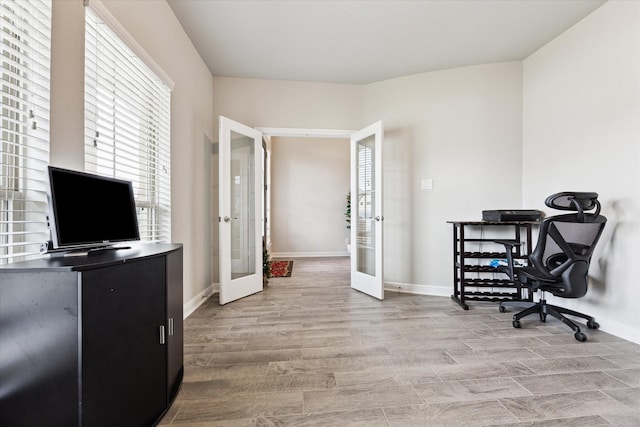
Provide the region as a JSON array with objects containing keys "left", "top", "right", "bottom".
[
  {"left": 257, "top": 127, "right": 356, "bottom": 139},
  {"left": 256, "top": 127, "right": 356, "bottom": 258}
]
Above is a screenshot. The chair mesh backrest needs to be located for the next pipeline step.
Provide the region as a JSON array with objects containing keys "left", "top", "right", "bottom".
[
  {"left": 530, "top": 212, "right": 606, "bottom": 296},
  {"left": 536, "top": 215, "right": 604, "bottom": 270}
]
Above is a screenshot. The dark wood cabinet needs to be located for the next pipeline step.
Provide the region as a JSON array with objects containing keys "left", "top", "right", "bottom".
[{"left": 0, "top": 243, "right": 183, "bottom": 427}]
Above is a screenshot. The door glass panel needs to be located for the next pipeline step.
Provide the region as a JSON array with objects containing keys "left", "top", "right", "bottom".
[
  {"left": 230, "top": 131, "right": 255, "bottom": 279},
  {"left": 356, "top": 135, "right": 375, "bottom": 276}
]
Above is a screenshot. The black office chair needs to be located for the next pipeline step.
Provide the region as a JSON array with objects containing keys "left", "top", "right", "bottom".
[{"left": 498, "top": 192, "right": 607, "bottom": 341}]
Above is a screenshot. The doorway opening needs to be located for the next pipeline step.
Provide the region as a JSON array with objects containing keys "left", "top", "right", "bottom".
[
  {"left": 257, "top": 128, "right": 355, "bottom": 261},
  {"left": 265, "top": 134, "right": 350, "bottom": 259}
]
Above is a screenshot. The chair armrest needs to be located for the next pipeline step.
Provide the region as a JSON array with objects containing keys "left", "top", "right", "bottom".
[
  {"left": 494, "top": 240, "right": 522, "bottom": 281},
  {"left": 494, "top": 240, "right": 521, "bottom": 247}
]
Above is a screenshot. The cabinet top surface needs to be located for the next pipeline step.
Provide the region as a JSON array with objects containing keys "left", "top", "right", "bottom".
[{"left": 0, "top": 243, "right": 182, "bottom": 272}]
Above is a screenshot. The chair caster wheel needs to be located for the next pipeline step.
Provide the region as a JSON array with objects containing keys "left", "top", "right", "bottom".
[
  {"left": 575, "top": 332, "right": 587, "bottom": 342},
  {"left": 587, "top": 320, "right": 599, "bottom": 329},
  {"left": 512, "top": 320, "right": 521, "bottom": 328},
  {"left": 499, "top": 306, "right": 506, "bottom": 313}
]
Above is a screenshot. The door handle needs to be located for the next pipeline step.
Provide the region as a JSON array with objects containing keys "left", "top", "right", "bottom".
[
  {"left": 375, "top": 216, "right": 384, "bottom": 221},
  {"left": 224, "top": 216, "right": 231, "bottom": 223}
]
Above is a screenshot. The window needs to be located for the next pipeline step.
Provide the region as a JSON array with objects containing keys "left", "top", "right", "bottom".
[
  {"left": 84, "top": 5, "right": 171, "bottom": 243},
  {"left": 0, "top": 0, "right": 51, "bottom": 265}
]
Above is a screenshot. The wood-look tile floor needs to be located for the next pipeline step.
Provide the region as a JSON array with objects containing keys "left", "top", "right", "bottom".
[{"left": 158, "top": 257, "right": 640, "bottom": 426}]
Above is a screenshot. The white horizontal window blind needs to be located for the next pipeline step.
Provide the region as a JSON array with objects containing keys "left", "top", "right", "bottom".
[
  {"left": 357, "top": 142, "right": 373, "bottom": 248},
  {"left": 0, "top": 0, "right": 51, "bottom": 265},
  {"left": 84, "top": 6, "right": 171, "bottom": 243}
]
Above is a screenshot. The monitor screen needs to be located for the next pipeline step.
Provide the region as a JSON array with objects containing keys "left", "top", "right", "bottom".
[{"left": 46, "top": 166, "right": 140, "bottom": 249}]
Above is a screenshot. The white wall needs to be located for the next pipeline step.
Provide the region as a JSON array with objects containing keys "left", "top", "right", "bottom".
[
  {"left": 270, "top": 137, "right": 350, "bottom": 257},
  {"left": 363, "top": 63, "right": 524, "bottom": 292},
  {"left": 50, "top": 0, "right": 215, "bottom": 314},
  {"left": 212, "top": 77, "right": 364, "bottom": 132},
  {"left": 50, "top": 0, "right": 85, "bottom": 168},
  {"left": 522, "top": 1, "right": 640, "bottom": 342}
]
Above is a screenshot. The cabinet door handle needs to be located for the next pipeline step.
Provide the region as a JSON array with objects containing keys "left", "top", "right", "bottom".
[
  {"left": 159, "top": 325, "right": 166, "bottom": 345},
  {"left": 168, "top": 318, "right": 174, "bottom": 336}
]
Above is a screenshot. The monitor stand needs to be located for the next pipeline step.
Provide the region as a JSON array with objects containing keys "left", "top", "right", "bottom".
[
  {"left": 44, "top": 243, "right": 133, "bottom": 258},
  {"left": 86, "top": 245, "right": 132, "bottom": 256}
]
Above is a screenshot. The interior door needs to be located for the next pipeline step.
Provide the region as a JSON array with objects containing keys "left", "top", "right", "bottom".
[
  {"left": 350, "top": 121, "right": 384, "bottom": 299},
  {"left": 219, "top": 116, "right": 263, "bottom": 304}
]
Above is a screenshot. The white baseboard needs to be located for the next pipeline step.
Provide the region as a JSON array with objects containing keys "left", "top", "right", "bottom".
[
  {"left": 585, "top": 315, "right": 640, "bottom": 345},
  {"left": 183, "top": 283, "right": 217, "bottom": 319},
  {"left": 385, "top": 281, "right": 450, "bottom": 297},
  {"left": 271, "top": 251, "right": 349, "bottom": 258}
]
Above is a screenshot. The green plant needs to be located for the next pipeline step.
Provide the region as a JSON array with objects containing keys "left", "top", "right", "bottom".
[
  {"left": 262, "top": 239, "right": 271, "bottom": 273},
  {"left": 345, "top": 192, "right": 351, "bottom": 229}
]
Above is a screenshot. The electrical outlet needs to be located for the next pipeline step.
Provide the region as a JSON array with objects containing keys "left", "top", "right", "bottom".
[{"left": 421, "top": 178, "right": 433, "bottom": 190}]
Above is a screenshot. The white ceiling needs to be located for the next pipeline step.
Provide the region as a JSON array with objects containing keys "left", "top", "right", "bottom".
[{"left": 167, "top": 0, "right": 606, "bottom": 85}]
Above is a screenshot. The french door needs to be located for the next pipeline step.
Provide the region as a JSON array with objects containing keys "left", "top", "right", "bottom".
[
  {"left": 350, "top": 121, "right": 384, "bottom": 300},
  {"left": 218, "top": 116, "right": 263, "bottom": 304}
]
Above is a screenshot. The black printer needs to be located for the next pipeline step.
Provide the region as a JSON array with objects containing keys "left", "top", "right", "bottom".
[{"left": 482, "top": 209, "right": 542, "bottom": 222}]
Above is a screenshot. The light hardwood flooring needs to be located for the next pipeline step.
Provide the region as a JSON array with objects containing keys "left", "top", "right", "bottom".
[{"left": 159, "top": 257, "right": 640, "bottom": 426}]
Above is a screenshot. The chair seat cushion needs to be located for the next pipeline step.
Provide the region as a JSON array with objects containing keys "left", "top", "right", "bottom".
[
  {"left": 516, "top": 266, "right": 576, "bottom": 297},
  {"left": 516, "top": 266, "right": 558, "bottom": 284}
]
